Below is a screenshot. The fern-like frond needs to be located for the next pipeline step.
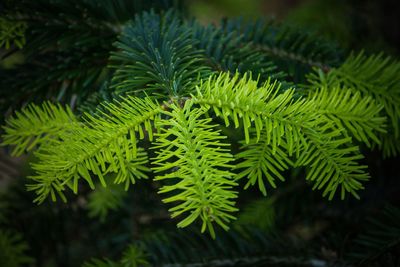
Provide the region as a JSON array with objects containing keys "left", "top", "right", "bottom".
[
  {"left": 110, "top": 10, "right": 210, "bottom": 96},
  {"left": 235, "top": 133, "right": 292, "bottom": 196},
  {"left": 26, "top": 96, "right": 158, "bottom": 203},
  {"left": 308, "top": 86, "right": 386, "bottom": 147},
  {"left": 192, "top": 72, "right": 295, "bottom": 145},
  {"left": 193, "top": 72, "right": 369, "bottom": 199},
  {"left": 308, "top": 52, "right": 400, "bottom": 156},
  {"left": 192, "top": 72, "right": 320, "bottom": 159},
  {"left": 296, "top": 126, "right": 369, "bottom": 200},
  {"left": 152, "top": 101, "right": 237, "bottom": 238},
  {"left": 1, "top": 102, "right": 79, "bottom": 156}
]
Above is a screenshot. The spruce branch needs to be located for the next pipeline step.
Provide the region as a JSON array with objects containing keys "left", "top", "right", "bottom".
[
  {"left": 1, "top": 102, "right": 79, "bottom": 156},
  {"left": 1, "top": 69, "right": 385, "bottom": 231},
  {"left": 297, "top": 125, "right": 369, "bottom": 200},
  {"left": 192, "top": 72, "right": 371, "bottom": 199},
  {"left": 308, "top": 52, "right": 400, "bottom": 156},
  {"left": 308, "top": 86, "right": 386, "bottom": 147},
  {"left": 27, "top": 96, "right": 159, "bottom": 203},
  {"left": 235, "top": 133, "right": 292, "bottom": 196},
  {"left": 110, "top": 10, "right": 211, "bottom": 96},
  {"left": 152, "top": 101, "right": 237, "bottom": 238}
]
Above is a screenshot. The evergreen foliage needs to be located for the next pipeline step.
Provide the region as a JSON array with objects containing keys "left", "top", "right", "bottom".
[
  {"left": 1, "top": 1, "right": 400, "bottom": 266},
  {"left": 26, "top": 96, "right": 157, "bottom": 203},
  {"left": 152, "top": 101, "right": 237, "bottom": 237},
  {"left": 110, "top": 10, "right": 210, "bottom": 96},
  {"left": 2, "top": 72, "right": 386, "bottom": 234},
  {"left": 0, "top": 0, "right": 176, "bottom": 114},
  {"left": 308, "top": 52, "right": 400, "bottom": 156},
  {"left": 2, "top": 102, "right": 79, "bottom": 156}
]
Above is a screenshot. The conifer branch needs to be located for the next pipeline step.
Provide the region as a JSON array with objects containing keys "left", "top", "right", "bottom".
[
  {"left": 192, "top": 72, "right": 370, "bottom": 199},
  {"left": 308, "top": 52, "right": 400, "bottom": 156},
  {"left": 152, "top": 101, "right": 237, "bottom": 238},
  {"left": 308, "top": 87, "right": 386, "bottom": 147},
  {"left": 1, "top": 102, "right": 80, "bottom": 156},
  {"left": 27, "top": 96, "right": 159, "bottom": 203},
  {"left": 110, "top": 10, "right": 210, "bottom": 96},
  {"left": 235, "top": 133, "right": 293, "bottom": 196}
]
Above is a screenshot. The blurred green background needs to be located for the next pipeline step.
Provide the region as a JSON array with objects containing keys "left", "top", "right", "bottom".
[
  {"left": 187, "top": 0, "right": 400, "bottom": 55},
  {"left": 2, "top": 0, "right": 400, "bottom": 68}
]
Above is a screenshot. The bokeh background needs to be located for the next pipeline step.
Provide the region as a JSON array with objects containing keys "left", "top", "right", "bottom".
[{"left": 186, "top": 0, "right": 400, "bottom": 55}]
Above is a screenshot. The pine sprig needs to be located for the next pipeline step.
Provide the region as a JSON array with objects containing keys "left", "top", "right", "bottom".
[
  {"left": 192, "top": 72, "right": 291, "bottom": 145},
  {"left": 236, "top": 133, "right": 292, "bottom": 196},
  {"left": 192, "top": 72, "right": 370, "bottom": 199},
  {"left": 152, "top": 101, "right": 237, "bottom": 238},
  {"left": 27, "top": 96, "right": 159, "bottom": 203},
  {"left": 110, "top": 10, "right": 210, "bottom": 96},
  {"left": 1, "top": 102, "right": 79, "bottom": 156},
  {"left": 308, "top": 86, "right": 386, "bottom": 147},
  {"left": 1, "top": 70, "right": 385, "bottom": 231},
  {"left": 308, "top": 52, "right": 400, "bottom": 156},
  {"left": 296, "top": 125, "right": 370, "bottom": 200},
  {"left": 192, "top": 72, "right": 318, "bottom": 158}
]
